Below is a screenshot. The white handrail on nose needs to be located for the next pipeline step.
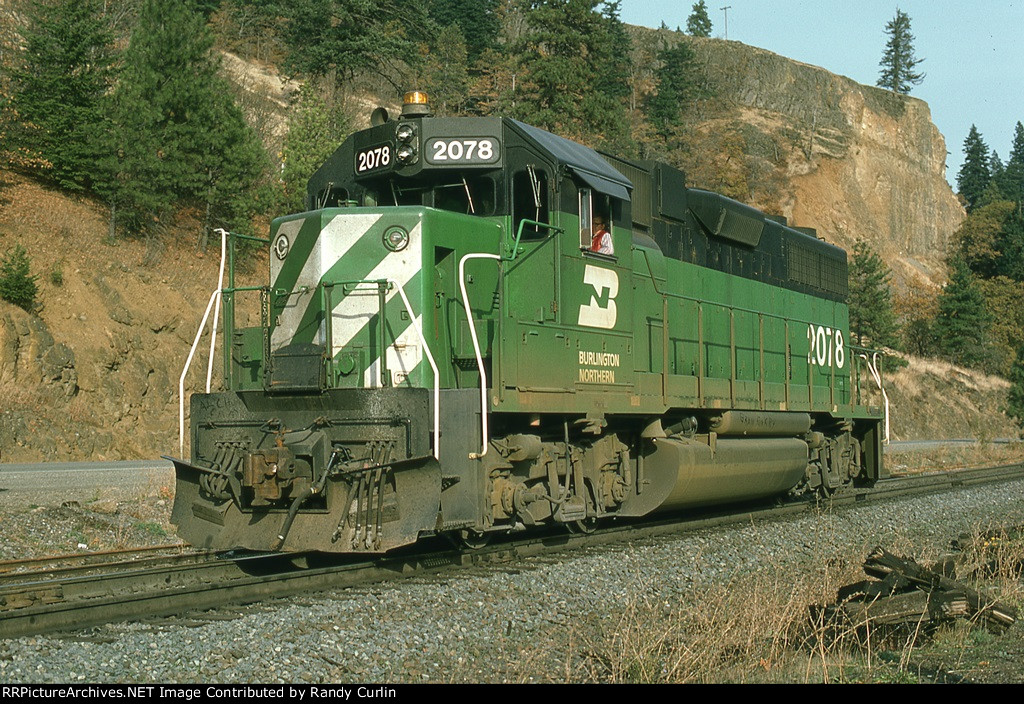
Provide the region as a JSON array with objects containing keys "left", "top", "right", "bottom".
[
  {"left": 390, "top": 280, "right": 441, "bottom": 460},
  {"left": 178, "top": 229, "right": 228, "bottom": 457}
]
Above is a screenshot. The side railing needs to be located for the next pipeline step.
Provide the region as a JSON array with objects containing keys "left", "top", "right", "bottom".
[{"left": 178, "top": 229, "right": 270, "bottom": 457}]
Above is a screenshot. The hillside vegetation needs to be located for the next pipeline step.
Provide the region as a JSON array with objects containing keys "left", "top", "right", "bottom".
[{"left": 0, "top": 1, "right": 1016, "bottom": 461}]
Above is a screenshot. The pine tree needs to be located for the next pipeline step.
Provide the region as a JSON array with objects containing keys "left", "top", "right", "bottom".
[
  {"left": 954, "top": 199, "right": 1015, "bottom": 279},
  {"left": 279, "top": 84, "right": 349, "bottom": 213},
  {"left": 686, "top": 1, "right": 712, "bottom": 37},
  {"left": 848, "top": 240, "right": 899, "bottom": 348},
  {"left": 99, "top": 0, "right": 265, "bottom": 238},
  {"left": 933, "top": 257, "right": 994, "bottom": 369},
  {"left": 9, "top": 0, "right": 116, "bottom": 191},
  {"left": 427, "top": 0, "right": 500, "bottom": 64},
  {"left": 996, "top": 210, "right": 1024, "bottom": 281},
  {"left": 0, "top": 245, "right": 38, "bottom": 312},
  {"left": 514, "top": 0, "right": 628, "bottom": 147},
  {"left": 282, "top": 0, "right": 432, "bottom": 87},
  {"left": 957, "top": 125, "right": 992, "bottom": 213},
  {"left": 1001, "top": 122, "right": 1024, "bottom": 205},
  {"left": 1006, "top": 342, "right": 1024, "bottom": 428},
  {"left": 876, "top": 9, "right": 924, "bottom": 94},
  {"left": 648, "top": 41, "right": 700, "bottom": 133},
  {"left": 422, "top": 23, "right": 471, "bottom": 116},
  {"left": 595, "top": 1, "right": 632, "bottom": 106}
]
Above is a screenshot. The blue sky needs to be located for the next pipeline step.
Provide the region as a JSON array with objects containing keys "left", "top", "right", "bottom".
[{"left": 619, "top": 1, "right": 1022, "bottom": 188}]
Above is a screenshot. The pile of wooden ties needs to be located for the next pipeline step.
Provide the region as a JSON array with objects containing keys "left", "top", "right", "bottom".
[{"left": 816, "top": 547, "right": 1018, "bottom": 634}]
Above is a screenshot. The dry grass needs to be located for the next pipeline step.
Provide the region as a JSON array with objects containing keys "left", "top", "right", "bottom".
[
  {"left": 494, "top": 525, "right": 1024, "bottom": 684},
  {"left": 887, "top": 441, "right": 1024, "bottom": 474}
]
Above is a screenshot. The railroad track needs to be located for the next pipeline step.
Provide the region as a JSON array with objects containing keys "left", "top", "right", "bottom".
[{"left": 2, "top": 462, "right": 1022, "bottom": 640}]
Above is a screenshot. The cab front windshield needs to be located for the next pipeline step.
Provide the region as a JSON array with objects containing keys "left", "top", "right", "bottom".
[{"left": 362, "top": 175, "right": 496, "bottom": 217}]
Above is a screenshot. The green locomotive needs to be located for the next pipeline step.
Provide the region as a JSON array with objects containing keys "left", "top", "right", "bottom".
[{"left": 170, "top": 92, "right": 887, "bottom": 553}]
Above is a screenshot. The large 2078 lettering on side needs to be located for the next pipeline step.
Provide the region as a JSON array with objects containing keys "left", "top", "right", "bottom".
[
  {"left": 578, "top": 265, "right": 618, "bottom": 329},
  {"left": 807, "top": 323, "right": 845, "bottom": 368}
]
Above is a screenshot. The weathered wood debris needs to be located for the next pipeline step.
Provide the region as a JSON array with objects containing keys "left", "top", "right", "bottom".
[{"left": 816, "top": 547, "right": 1018, "bottom": 634}]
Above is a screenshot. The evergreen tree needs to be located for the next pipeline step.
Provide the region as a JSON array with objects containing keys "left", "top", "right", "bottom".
[
  {"left": 1006, "top": 342, "right": 1024, "bottom": 428},
  {"left": 282, "top": 0, "right": 432, "bottom": 87},
  {"left": 595, "top": 1, "right": 632, "bottom": 106},
  {"left": 9, "top": 0, "right": 116, "bottom": 191},
  {"left": 1001, "top": 121, "right": 1024, "bottom": 204},
  {"left": 686, "top": 1, "right": 712, "bottom": 37},
  {"left": 422, "top": 23, "right": 471, "bottom": 116},
  {"left": 427, "top": 0, "right": 500, "bottom": 64},
  {"left": 513, "top": 0, "right": 628, "bottom": 147},
  {"left": 848, "top": 239, "right": 899, "bottom": 348},
  {"left": 648, "top": 41, "right": 699, "bottom": 133},
  {"left": 933, "top": 257, "right": 994, "bottom": 369},
  {"left": 99, "top": 0, "right": 265, "bottom": 238},
  {"left": 995, "top": 210, "right": 1024, "bottom": 281},
  {"left": 954, "top": 199, "right": 1014, "bottom": 279},
  {"left": 0, "top": 245, "right": 38, "bottom": 312},
  {"left": 876, "top": 9, "right": 924, "bottom": 94},
  {"left": 957, "top": 125, "right": 992, "bottom": 213},
  {"left": 279, "top": 84, "right": 349, "bottom": 214}
]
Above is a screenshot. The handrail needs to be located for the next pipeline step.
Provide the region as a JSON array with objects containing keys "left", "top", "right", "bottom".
[
  {"left": 391, "top": 280, "right": 441, "bottom": 460},
  {"left": 506, "top": 219, "right": 564, "bottom": 261},
  {"left": 205, "top": 229, "right": 228, "bottom": 393},
  {"left": 459, "top": 252, "right": 501, "bottom": 458},
  {"left": 179, "top": 230, "right": 230, "bottom": 457},
  {"left": 860, "top": 352, "right": 891, "bottom": 444}
]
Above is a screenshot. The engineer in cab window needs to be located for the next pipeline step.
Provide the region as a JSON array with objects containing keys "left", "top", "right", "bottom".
[{"left": 591, "top": 216, "right": 613, "bottom": 254}]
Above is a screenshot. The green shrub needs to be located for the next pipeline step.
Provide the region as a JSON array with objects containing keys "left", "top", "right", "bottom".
[
  {"left": 49, "top": 262, "right": 64, "bottom": 287},
  {"left": 0, "top": 245, "right": 39, "bottom": 311}
]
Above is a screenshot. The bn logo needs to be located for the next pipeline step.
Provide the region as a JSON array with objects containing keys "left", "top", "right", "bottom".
[{"left": 578, "top": 265, "right": 618, "bottom": 329}]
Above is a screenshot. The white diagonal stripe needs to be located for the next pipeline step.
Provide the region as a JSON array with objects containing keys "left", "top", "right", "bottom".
[
  {"left": 330, "top": 222, "right": 422, "bottom": 356},
  {"left": 362, "top": 314, "right": 424, "bottom": 388},
  {"left": 271, "top": 213, "right": 383, "bottom": 351}
]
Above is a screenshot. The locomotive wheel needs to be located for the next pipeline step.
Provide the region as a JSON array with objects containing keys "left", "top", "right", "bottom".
[
  {"left": 455, "top": 529, "right": 492, "bottom": 550},
  {"left": 566, "top": 517, "right": 599, "bottom": 535}
]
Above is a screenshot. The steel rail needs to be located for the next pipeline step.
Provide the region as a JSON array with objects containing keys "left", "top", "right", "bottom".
[{"left": 2, "top": 462, "right": 1022, "bottom": 640}]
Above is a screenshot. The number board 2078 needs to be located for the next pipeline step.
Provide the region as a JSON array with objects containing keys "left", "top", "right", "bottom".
[
  {"left": 355, "top": 143, "right": 393, "bottom": 174},
  {"left": 425, "top": 137, "right": 501, "bottom": 166}
]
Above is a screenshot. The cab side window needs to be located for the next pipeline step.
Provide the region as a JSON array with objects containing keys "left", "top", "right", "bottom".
[{"left": 578, "top": 187, "right": 613, "bottom": 256}]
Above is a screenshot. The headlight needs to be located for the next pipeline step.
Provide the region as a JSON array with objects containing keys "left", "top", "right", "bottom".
[
  {"left": 396, "top": 144, "right": 418, "bottom": 164},
  {"left": 396, "top": 123, "right": 416, "bottom": 142}
]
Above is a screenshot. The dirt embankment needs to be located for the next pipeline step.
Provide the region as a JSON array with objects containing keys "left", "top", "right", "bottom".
[{"left": 0, "top": 171, "right": 265, "bottom": 462}]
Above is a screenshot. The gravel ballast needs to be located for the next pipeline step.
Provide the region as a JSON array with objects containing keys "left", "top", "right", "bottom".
[{"left": 2, "top": 478, "right": 1024, "bottom": 683}]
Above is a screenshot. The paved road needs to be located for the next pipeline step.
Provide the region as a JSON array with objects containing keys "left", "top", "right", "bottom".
[{"left": 0, "top": 459, "right": 174, "bottom": 506}]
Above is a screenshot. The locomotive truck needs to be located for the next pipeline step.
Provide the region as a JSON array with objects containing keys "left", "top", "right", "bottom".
[{"left": 169, "top": 91, "right": 888, "bottom": 553}]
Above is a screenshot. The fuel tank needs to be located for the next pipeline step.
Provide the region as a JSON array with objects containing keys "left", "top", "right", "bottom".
[{"left": 619, "top": 435, "right": 808, "bottom": 516}]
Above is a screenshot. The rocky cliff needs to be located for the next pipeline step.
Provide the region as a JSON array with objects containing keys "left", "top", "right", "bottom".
[{"left": 679, "top": 36, "right": 965, "bottom": 288}]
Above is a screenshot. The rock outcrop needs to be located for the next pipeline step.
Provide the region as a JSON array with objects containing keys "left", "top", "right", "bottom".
[{"left": 682, "top": 37, "right": 964, "bottom": 288}]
